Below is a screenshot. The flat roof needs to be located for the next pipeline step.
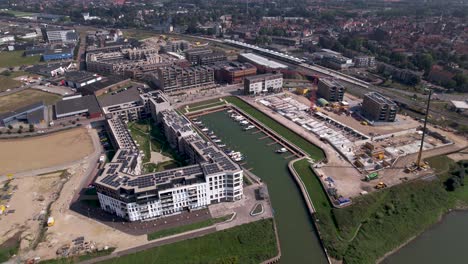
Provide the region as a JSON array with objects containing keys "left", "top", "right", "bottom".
[
  {"left": 0, "top": 101, "right": 45, "bottom": 120},
  {"left": 55, "top": 95, "right": 101, "bottom": 116},
  {"left": 240, "top": 53, "right": 288, "bottom": 69},
  {"left": 98, "top": 87, "right": 142, "bottom": 107},
  {"left": 451, "top": 100, "right": 468, "bottom": 109}
]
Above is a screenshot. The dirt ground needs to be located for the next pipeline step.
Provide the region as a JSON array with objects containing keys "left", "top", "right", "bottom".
[
  {"left": 0, "top": 128, "right": 94, "bottom": 175},
  {"left": 0, "top": 171, "right": 64, "bottom": 248}
]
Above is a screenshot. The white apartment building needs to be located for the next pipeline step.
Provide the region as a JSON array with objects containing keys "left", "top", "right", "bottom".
[
  {"left": 244, "top": 73, "right": 283, "bottom": 95},
  {"left": 94, "top": 91, "right": 243, "bottom": 221}
]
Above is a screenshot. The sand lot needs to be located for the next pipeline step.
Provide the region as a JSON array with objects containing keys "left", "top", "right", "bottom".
[
  {"left": 0, "top": 172, "right": 64, "bottom": 247},
  {"left": 0, "top": 128, "right": 94, "bottom": 175}
]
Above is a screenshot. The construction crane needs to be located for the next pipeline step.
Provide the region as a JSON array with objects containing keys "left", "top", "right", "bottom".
[{"left": 416, "top": 89, "right": 433, "bottom": 169}]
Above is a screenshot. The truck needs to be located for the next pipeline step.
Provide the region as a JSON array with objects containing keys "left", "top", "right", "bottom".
[{"left": 365, "top": 172, "right": 379, "bottom": 181}]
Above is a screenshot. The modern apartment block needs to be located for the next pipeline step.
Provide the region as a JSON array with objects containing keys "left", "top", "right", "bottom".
[
  {"left": 244, "top": 73, "right": 283, "bottom": 95},
  {"left": 353, "top": 56, "right": 376, "bottom": 68},
  {"left": 149, "top": 65, "right": 215, "bottom": 92},
  {"left": 185, "top": 48, "right": 226, "bottom": 65},
  {"left": 94, "top": 91, "right": 243, "bottom": 221},
  {"left": 362, "top": 92, "right": 398, "bottom": 122},
  {"left": 41, "top": 28, "right": 78, "bottom": 44},
  {"left": 317, "top": 78, "right": 345, "bottom": 102}
]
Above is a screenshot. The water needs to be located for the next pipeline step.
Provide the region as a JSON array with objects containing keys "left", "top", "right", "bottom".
[
  {"left": 383, "top": 210, "right": 468, "bottom": 264},
  {"left": 199, "top": 111, "right": 328, "bottom": 264}
]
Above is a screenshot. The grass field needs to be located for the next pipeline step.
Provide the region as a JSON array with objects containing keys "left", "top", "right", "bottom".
[
  {"left": 40, "top": 248, "right": 116, "bottom": 264},
  {"left": 102, "top": 219, "right": 277, "bottom": 264},
  {"left": 291, "top": 154, "right": 468, "bottom": 264},
  {"left": 128, "top": 121, "right": 151, "bottom": 163},
  {"left": 0, "top": 51, "right": 41, "bottom": 68},
  {"left": 0, "top": 76, "right": 21, "bottom": 92},
  {"left": 224, "top": 96, "right": 325, "bottom": 160},
  {"left": 147, "top": 214, "right": 232, "bottom": 241},
  {"left": 0, "top": 235, "right": 20, "bottom": 263},
  {"left": 0, "top": 89, "right": 60, "bottom": 114},
  {"left": 2, "top": 10, "right": 36, "bottom": 17}
]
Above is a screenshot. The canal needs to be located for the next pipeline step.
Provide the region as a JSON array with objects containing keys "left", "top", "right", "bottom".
[
  {"left": 383, "top": 210, "right": 468, "bottom": 264},
  {"left": 199, "top": 110, "right": 328, "bottom": 264}
]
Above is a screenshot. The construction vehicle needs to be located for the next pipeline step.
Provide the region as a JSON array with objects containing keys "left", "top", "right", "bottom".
[
  {"left": 7, "top": 173, "right": 13, "bottom": 180},
  {"left": 375, "top": 182, "right": 387, "bottom": 189},
  {"left": 47, "top": 217, "right": 55, "bottom": 227},
  {"left": 365, "top": 172, "right": 379, "bottom": 181},
  {"left": 0, "top": 205, "right": 5, "bottom": 215},
  {"left": 361, "top": 121, "right": 368, "bottom": 126}
]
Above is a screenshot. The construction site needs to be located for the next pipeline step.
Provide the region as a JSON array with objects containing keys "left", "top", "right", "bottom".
[{"left": 246, "top": 81, "right": 467, "bottom": 205}]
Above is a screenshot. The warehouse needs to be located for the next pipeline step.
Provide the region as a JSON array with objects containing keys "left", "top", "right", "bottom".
[{"left": 54, "top": 95, "right": 102, "bottom": 119}]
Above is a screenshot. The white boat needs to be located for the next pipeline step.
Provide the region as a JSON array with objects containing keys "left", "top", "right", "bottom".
[
  {"left": 233, "top": 156, "right": 245, "bottom": 162},
  {"left": 227, "top": 110, "right": 234, "bottom": 113},
  {"left": 229, "top": 152, "right": 241, "bottom": 157},
  {"left": 194, "top": 121, "right": 202, "bottom": 125},
  {"left": 240, "top": 120, "right": 249, "bottom": 125},
  {"left": 201, "top": 128, "right": 209, "bottom": 132},
  {"left": 276, "top": 148, "right": 287, "bottom": 153},
  {"left": 217, "top": 144, "right": 226, "bottom": 148},
  {"left": 210, "top": 135, "right": 217, "bottom": 139},
  {"left": 213, "top": 139, "right": 222, "bottom": 143},
  {"left": 244, "top": 125, "right": 255, "bottom": 130}
]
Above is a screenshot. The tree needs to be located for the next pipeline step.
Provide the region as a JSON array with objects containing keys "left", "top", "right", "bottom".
[
  {"left": 7, "top": 125, "right": 13, "bottom": 130},
  {"left": 413, "top": 53, "right": 434, "bottom": 73},
  {"left": 29, "top": 124, "right": 34, "bottom": 133}
]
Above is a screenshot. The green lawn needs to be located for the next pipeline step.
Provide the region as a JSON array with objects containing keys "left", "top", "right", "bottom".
[
  {"left": 128, "top": 121, "right": 151, "bottom": 163},
  {"left": 0, "top": 237, "right": 20, "bottom": 263},
  {"left": 147, "top": 214, "right": 232, "bottom": 241},
  {"left": 102, "top": 219, "right": 277, "bottom": 264},
  {"left": 40, "top": 248, "right": 116, "bottom": 264},
  {"left": 0, "top": 89, "right": 61, "bottom": 114},
  {"left": 2, "top": 10, "right": 36, "bottom": 17},
  {"left": 0, "top": 51, "right": 41, "bottom": 68},
  {"left": 0, "top": 76, "right": 21, "bottom": 92},
  {"left": 224, "top": 96, "right": 325, "bottom": 160},
  {"left": 292, "top": 154, "right": 468, "bottom": 264}
]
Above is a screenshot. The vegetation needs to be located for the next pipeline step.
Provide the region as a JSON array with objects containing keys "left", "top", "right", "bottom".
[
  {"left": 293, "top": 155, "right": 468, "bottom": 264},
  {"left": 147, "top": 214, "right": 232, "bottom": 241},
  {"left": 40, "top": 248, "right": 116, "bottom": 264},
  {"left": 0, "top": 51, "right": 41, "bottom": 68},
  {"left": 0, "top": 76, "right": 21, "bottom": 92},
  {"left": 0, "top": 234, "right": 20, "bottom": 263},
  {"left": 224, "top": 96, "right": 325, "bottom": 160},
  {"left": 103, "top": 219, "right": 277, "bottom": 264},
  {"left": 128, "top": 121, "right": 151, "bottom": 163},
  {"left": 0, "top": 90, "right": 61, "bottom": 114}
]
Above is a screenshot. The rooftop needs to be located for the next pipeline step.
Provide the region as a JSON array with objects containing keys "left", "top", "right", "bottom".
[
  {"left": 240, "top": 53, "right": 288, "bottom": 69},
  {"left": 55, "top": 95, "right": 101, "bottom": 116},
  {"left": 98, "top": 87, "right": 142, "bottom": 107}
]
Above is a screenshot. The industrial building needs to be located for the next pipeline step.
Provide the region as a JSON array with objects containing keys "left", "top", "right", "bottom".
[
  {"left": 0, "top": 102, "right": 45, "bottom": 127},
  {"left": 98, "top": 87, "right": 154, "bottom": 122},
  {"left": 238, "top": 53, "right": 288, "bottom": 72},
  {"left": 213, "top": 62, "right": 257, "bottom": 84},
  {"left": 54, "top": 95, "right": 102, "bottom": 119},
  {"left": 361, "top": 92, "right": 398, "bottom": 122},
  {"left": 94, "top": 91, "right": 243, "bottom": 221},
  {"left": 148, "top": 65, "right": 214, "bottom": 92},
  {"left": 244, "top": 73, "right": 283, "bottom": 95},
  {"left": 42, "top": 48, "right": 74, "bottom": 61},
  {"left": 64, "top": 71, "right": 102, "bottom": 88},
  {"left": 317, "top": 78, "right": 345, "bottom": 102}
]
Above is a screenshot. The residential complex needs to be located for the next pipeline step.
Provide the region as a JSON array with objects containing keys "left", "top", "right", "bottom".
[
  {"left": 244, "top": 73, "right": 283, "bottom": 95},
  {"left": 317, "top": 78, "right": 345, "bottom": 102},
  {"left": 94, "top": 91, "right": 243, "bottom": 221},
  {"left": 148, "top": 65, "right": 215, "bottom": 92},
  {"left": 361, "top": 92, "right": 398, "bottom": 122}
]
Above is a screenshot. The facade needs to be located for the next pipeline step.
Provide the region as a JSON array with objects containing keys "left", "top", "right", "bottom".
[
  {"left": 317, "top": 78, "right": 345, "bottom": 102},
  {"left": 214, "top": 62, "right": 257, "bottom": 84},
  {"left": 161, "top": 40, "right": 189, "bottom": 53},
  {"left": 94, "top": 91, "right": 243, "bottom": 221},
  {"left": 353, "top": 56, "right": 376, "bottom": 68},
  {"left": 244, "top": 73, "right": 283, "bottom": 95},
  {"left": 322, "top": 55, "right": 354, "bottom": 70},
  {"left": 362, "top": 92, "right": 398, "bottom": 122},
  {"left": 42, "top": 48, "right": 74, "bottom": 61},
  {"left": 149, "top": 66, "right": 214, "bottom": 92},
  {"left": 42, "top": 28, "right": 78, "bottom": 44}
]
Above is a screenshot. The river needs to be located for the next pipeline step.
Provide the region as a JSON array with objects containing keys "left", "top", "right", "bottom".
[
  {"left": 383, "top": 210, "right": 468, "bottom": 264},
  {"left": 199, "top": 110, "right": 328, "bottom": 264}
]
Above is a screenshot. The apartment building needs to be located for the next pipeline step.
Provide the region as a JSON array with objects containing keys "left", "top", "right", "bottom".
[
  {"left": 353, "top": 56, "right": 376, "bottom": 68},
  {"left": 94, "top": 92, "right": 243, "bottom": 221},
  {"left": 149, "top": 66, "right": 214, "bottom": 92},
  {"left": 362, "top": 92, "right": 398, "bottom": 122},
  {"left": 317, "top": 78, "right": 345, "bottom": 102},
  {"left": 244, "top": 73, "right": 283, "bottom": 95},
  {"left": 42, "top": 28, "right": 78, "bottom": 44},
  {"left": 214, "top": 62, "right": 257, "bottom": 84},
  {"left": 185, "top": 48, "right": 226, "bottom": 65}
]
